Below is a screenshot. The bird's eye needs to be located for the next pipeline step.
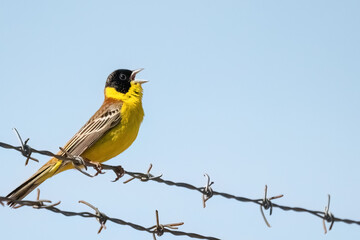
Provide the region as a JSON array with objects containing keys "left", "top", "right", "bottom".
[{"left": 119, "top": 74, "right": 127, "bottom": 80}]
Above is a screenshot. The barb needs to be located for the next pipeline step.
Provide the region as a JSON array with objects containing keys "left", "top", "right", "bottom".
[
  {"left": 12, "top": 188, "right": 61, "bottom": 209},
  {"left": 259, "top": 185, "right": 284, "bottom": 227},
  {"left": 79, "top": 200, "right": 108, "bottom": 233},
  {"left": 0, "top": 195, "right": 219, "bottom": 240},
  {"left": 59, "top": 147, "right": 93, "bottom": 177},
  {"left": 202, "top": 174, "right": 214, "bottom": 208},
  {"left": 323, "top": 194, "right": 335, "bottom": 234},
  {"left": 12, "top": 128, "right": 39, "bottom": 165},
  {"left": 1, "top": 138, "right": 360, "bottom": 233},
  {"left": 148, "top": 210, "right": 184, "bottom": 240},
  {"left": 124, "top": 164, "right": 163, "bottom": 184}
]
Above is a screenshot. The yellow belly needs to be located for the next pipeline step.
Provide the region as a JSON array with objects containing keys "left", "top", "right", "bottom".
[{"left": 82, "top": 102, "right": 144, "bottom": 163}]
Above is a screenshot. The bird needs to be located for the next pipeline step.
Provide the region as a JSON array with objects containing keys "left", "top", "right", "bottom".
[{"left": 7, "top": 68, "right": 147, "bottom": 206}]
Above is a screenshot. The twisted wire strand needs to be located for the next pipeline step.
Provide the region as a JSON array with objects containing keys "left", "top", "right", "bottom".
[{"left": 0, "top": 196, "right": 219, "bottom": 240}]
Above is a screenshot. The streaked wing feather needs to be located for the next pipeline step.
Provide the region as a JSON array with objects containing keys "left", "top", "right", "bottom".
[{"left": 62, "top": 102, "right": 122, "bottom": 157}]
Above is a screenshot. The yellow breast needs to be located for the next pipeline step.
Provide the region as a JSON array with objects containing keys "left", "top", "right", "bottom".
[{"left": 82, "top": 84, "right": 144, "bottom": 163}]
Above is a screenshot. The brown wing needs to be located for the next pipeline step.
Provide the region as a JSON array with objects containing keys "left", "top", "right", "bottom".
[{"left": 62, "top": 100, "right": 122, "bottom": 157}]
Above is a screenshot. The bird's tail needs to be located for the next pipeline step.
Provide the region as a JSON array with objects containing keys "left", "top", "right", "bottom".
[{"left": 6, "top": 158, "right": 62, "bottom": 207}]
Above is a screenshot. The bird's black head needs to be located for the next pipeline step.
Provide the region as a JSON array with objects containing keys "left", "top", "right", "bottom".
[{"left": 105, "top": 69, "right": 133, "bottom": 94}]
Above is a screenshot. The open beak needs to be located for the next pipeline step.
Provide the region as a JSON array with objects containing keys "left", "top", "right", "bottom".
[{"left": 131, "top": 68, "right": 148, "bottom": 84}]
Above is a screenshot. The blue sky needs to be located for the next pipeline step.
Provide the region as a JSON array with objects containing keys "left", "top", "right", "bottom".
[{"left": 0, "top": 0, "right": 360, "bottom": 239}]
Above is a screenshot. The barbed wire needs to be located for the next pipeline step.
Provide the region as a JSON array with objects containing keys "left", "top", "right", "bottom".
[
  {"left": 1, "top": 129, "right": 360, "bottom": 237},
  {"left": 0, "top": 189, "right": 218, "bottom": 240}
]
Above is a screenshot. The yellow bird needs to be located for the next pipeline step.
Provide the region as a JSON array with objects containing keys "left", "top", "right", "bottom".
[{"left": 7, "top": 68, "right": 147, "bottom": 206}]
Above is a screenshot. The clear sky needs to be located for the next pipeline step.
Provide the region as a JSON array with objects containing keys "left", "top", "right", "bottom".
[{"left": 0, "top": 0, "right": 359, "bottom": 239}]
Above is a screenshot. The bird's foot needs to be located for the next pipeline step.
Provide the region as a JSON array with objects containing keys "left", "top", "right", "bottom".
[
  {"left": 111, "top": 166, "right": 125, "bottom": 182},
  {"left": 89, "top": 161, "right": 105, "bottom": 176}
]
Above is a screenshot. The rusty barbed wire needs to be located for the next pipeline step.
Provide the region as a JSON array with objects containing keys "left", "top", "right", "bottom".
[
  {"left": 1, "top": 131, "right": 360, "bottom": 235},
  {"left": 0, "top": 193, "right": 219, "bottom": 240}
]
